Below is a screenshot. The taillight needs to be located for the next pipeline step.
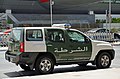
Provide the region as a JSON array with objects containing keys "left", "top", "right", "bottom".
[{"left": 20, "top": 42, "right": 24, "bottom": 52}]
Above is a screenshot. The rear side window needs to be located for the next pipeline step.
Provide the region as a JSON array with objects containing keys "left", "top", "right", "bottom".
[
  {"left": 47, "top": 29, "right": 65, "bottom": 42},
  {"left": 26, "top": 29, "right": 43, "bottom": 41}
]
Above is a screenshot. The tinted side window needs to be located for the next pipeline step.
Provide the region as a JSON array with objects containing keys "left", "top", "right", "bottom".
[
  {"left": 47, "top": 29, "right": 64, "bottom": 42},
  {"left": 26, "top": 29, "right": 43, "bottom": 41},
  {"left": 96, "top": 29, "right": 107, "bottom": 33},
  {"left": 96, "top": 29, "right": 101, "bottom": 33}
]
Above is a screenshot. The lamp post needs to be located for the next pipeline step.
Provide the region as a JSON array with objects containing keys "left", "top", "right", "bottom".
[
  {"left": 106, "top": 10, "right": 108, "bottom": 33},
  {"left": 50, "top": 0, "right": 54, "bottom": 27},
  {"left": 108, "top": 0, "right": 111, "bottom": 33}
]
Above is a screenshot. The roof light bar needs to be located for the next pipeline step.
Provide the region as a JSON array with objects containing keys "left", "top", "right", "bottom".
[{"left": 52, "top": 23, "right": 71, "bottom": 29}]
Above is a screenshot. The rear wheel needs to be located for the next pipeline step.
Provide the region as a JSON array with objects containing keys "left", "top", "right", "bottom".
[
  {"left": 96, "top": 52, "right": 111, "bottom": 69},
  {"left": 19, "top": 64, "right": 31, "bottom": 71},
  {"left": 35, "top": 55, "right": 54, "bottom": 74}
]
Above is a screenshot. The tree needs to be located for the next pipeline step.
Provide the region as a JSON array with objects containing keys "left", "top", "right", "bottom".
[{"left": 96, "top": 18, "right": 120, "bottom": 23}]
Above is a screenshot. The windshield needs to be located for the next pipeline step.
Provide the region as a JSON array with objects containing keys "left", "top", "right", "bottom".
[{"left": 10, "top": 29, "right": 22, "bottom": 41}]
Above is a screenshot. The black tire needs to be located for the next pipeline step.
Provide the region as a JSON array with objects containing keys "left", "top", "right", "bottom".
[
  {"left": 35, "top": 55, "right": 54, "bottom": 74},
  {"left": 96, "top": 52, "right": 111, "bottom": 69},
  {"left": 19, "top": 64, "right": 31, "bottom": 71}
]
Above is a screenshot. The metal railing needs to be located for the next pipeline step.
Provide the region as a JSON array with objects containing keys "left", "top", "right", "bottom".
[
  {"left": 85, "top": 32, "right": 114, "bottom": 42},
  {"left": 0, "top": 34, "right": 9, "bottom": 47}
]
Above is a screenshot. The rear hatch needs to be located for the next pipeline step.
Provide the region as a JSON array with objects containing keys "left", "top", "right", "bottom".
[{"left": 8, "top": 28, "right": 23, "bottom": 55}]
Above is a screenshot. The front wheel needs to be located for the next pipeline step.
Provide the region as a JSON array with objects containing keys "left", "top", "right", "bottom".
[
  {"left": 96, "top": 52, "right": 111, "bottom": 69},
  {"left": 35, "top": 55, "right": 54, "bottom": 74}
]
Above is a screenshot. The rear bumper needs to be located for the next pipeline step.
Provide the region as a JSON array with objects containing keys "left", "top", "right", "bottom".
[
  {"left": 5, "top": 53, "right": 20, "bottom": 64},
  {"left": 5, "top": 51, "right": 39, "bottom": 65}
]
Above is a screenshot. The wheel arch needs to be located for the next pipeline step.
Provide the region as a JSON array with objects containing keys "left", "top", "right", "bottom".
[
  {"left": 92, "top": 49, "right": 115, "bottom": 65},
  {"left": 33, "top": 52, "right": 56, "bottom": 68},
  {"left": 96, "top": 49, "right": 115, "bottom": 60}
]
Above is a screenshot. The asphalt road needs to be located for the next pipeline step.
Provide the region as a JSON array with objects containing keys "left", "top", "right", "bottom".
[{"left": 0, "top": 46, "right": 120, "bottom": 79}]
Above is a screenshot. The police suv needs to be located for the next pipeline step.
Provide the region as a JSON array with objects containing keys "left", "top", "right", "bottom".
[{"left": 5, "top": 24, "right": 115, "bottom": 74}]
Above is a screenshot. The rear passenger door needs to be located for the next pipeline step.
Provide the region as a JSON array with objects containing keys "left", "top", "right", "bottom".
[
  {"left": 46, "top": 29, "right": 69, "bottom": 61},
  {"left": 25, "top": 29, "right": 46, "bottom": 52}
]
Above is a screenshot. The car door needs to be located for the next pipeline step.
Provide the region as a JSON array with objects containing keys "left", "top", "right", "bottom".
[
  {"left": 45, "top": 29, "right": 70, "bottom": 61},
  {"left": 25, "top": 29, "right": 46, "bottom": 52},
  {"left": 66, "top": 30, "right": 92, "bottom": 61}
]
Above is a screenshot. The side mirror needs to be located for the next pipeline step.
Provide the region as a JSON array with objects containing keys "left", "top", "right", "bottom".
[{"left": 86, "top": 37, "right": 90, "bottom": 42}]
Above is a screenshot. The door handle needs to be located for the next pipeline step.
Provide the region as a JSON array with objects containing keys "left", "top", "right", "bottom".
[{"left": 47, "top": 44, "right": 53, "bottom": 47}]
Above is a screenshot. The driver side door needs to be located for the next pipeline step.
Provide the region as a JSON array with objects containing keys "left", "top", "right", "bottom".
[{"left": 67, "top": 30, "right": 92, "bottom": 61}]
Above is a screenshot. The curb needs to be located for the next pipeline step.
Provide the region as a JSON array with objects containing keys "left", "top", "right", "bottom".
[{"left": 3, "top": 68, "right": 120, "bottom": 79}]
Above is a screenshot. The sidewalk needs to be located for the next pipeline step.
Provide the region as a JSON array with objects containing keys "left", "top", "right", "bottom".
[{"left": 4, "top": 68, "right": 120, "bottom": 79}]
